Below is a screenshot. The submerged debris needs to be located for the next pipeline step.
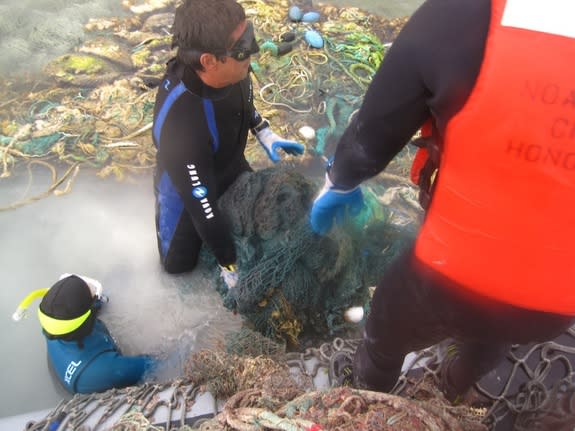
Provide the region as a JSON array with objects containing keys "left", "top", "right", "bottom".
[{"left": 0, "top": 0, "right": 410, "bottom": 211}]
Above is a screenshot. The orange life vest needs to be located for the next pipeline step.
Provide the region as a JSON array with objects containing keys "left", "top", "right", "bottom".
[{"left": 414, "top": 0, "right": 575, "bottom": 314}]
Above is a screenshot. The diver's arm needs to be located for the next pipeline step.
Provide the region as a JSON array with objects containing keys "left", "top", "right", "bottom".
[
  {"left": 75, "top": 351, "right": 156, "bottom": 393},
  {"left": 330, "top": 0, "right": 490, "bottom": 188}
]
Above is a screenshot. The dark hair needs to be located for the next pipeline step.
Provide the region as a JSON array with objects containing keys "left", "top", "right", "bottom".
[{"left": 172, "top": 0, "right": 246, "bottom": 71}]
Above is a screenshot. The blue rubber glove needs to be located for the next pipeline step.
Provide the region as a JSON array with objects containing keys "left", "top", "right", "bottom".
[
  {"left": 310, "top": 173, "right": 364, "bottom": 235},
  {"left": 256, "top": 127, "right": 305, "bottom": 163}
]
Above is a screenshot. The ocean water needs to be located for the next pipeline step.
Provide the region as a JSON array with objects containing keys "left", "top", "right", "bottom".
[{"left": 0, "top": 0, "right": 425, "bottom": 423}]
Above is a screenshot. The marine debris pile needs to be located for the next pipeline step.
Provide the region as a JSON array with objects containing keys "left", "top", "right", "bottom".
[
  {"left": 24, "top": 334, "right": 490, "bottom": 431},
  {"left": 24, "top": 328, "right": 575, "bottom": 430},
  {"left": 0, "top": 0, "right": 413, "bottom": 210},
  {"left": 203, "top": 166, "right": 416, "bottom": 345},
  {"left": 1, "top": 0, "right": 423, "bottom": 345}
]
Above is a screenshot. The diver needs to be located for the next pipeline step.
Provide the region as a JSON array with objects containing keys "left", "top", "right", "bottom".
[
  {"left": 310, "top": 0, "right": 575, "bottom": 403},
  {"left": 13, "top": 274, "right": 156, "bottom": 394},
  {"left": 152, "top": 0, "right": 305, "bottom": 286}
]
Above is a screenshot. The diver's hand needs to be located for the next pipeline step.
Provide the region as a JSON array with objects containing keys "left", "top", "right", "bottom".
[
  {"left": 310, "top": 173, "right": 364, "bottom": 235},
  {"left": 219, "top": 264, "right": 239, "bottom": 289},
  {"left": 256, "top": 127, "right": 304, "bottom": 163}
]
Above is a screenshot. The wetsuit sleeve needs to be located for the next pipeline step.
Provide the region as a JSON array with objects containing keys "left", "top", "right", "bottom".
[
  {"left": 248, "top": 75, "right": 265, "bottom": 131},
  {"left": 75, "top": 352, "right": 156, "bottom": 393},
  {"left": 250, "top": 109, "right": 265, "bottom": 130},
  {"left": 330, "top": 0, "right": 490, "bottom": 188},
  {"left": 161, "top": 93, "right": 237, "bottom": 266}
]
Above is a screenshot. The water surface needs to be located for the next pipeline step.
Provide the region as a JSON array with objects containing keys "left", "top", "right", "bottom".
[{"left": 0, "top": 0, "right": 425, "bottom": 421}]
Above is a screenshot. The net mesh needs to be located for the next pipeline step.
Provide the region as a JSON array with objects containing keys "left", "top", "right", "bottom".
[
  {"left": 395, "top": 326, "right": 575, "bottom": 430},
  {"left": 199, "top": 166, "right": 417, "bottom": 346}
]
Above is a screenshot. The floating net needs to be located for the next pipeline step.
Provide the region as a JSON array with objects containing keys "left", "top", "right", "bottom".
[
  {"left": 197, "top": 165, "right": 418, "bottom": 346},
  {"left": 24, "top": 334, "right": 486, "bottom": 431},
  {"left": 0, "top": 0, "right": 411, "bottom": 211},
  {"left": 5, "top": 1, "right": 573, "bottom": 430}
]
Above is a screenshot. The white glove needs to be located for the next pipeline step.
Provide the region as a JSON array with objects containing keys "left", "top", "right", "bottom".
[
  {"left": 255, "top": 127, "right": 305, "bottom": 163},
  {"left": 219, "top": 264, "right": 239, "bottom": 289}
]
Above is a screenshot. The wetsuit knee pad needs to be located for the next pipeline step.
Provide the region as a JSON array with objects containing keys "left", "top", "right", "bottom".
[{"left": 162, "top": 253, "right": 198, "bottom": 274}]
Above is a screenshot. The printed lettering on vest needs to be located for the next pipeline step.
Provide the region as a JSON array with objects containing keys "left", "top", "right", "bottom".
[
  {"left": 506, "top": 139, "right": 575, "bottom": 170},
  {"left": 551, "top": 118, "right": 575, "bottom": 140},
  {"left": 503, "top": 80, "right": 575, "bottom": 167},
  {"left": 187, "top": 164, "right": 214, "bottom": 219},
  {"left": 522, "top": 81, "right": 575, "bottom": 109},
  {"left": 65, "top": 360, "right": 82, "bottom": 384},
  {"left": 520, "top": 81, "right": 575, "bottom": 142}
]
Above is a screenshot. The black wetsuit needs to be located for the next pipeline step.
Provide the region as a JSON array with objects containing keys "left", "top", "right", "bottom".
[
  {"left": 331, "top": 0, "right": 490, "bottom": 188},
  {"left": 329, "top": 0, "right": 574, "bottom": 397},
  {"left": 153, "top": 59, "right": 261, "bottom": 273}
]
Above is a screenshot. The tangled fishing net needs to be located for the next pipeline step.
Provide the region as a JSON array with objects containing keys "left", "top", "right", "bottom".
[
  {"left": 24, "top": 335, "right": 487, "bottom": 431},
  {"left": 7, "top": 1, "right": 575, "bottom": 430},
  {"left": 24, "top": 327, "right": 575, "bottom": 431},
  {"left": 197, "top": 165, "right": 417, "bottom": 345},
  {"left": 1, "top": 0, "right": 421, "bottom": 346},
  {"left": 0, "top": 0, "right": 411, "bottom": 211}
]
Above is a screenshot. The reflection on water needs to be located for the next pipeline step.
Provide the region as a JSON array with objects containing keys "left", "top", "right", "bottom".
[
  {"left": 323, "top": 0, "right": 424, "bottom": 19},
  {"left": 0, "top": 0, "right": 425, "bottom": 420}
]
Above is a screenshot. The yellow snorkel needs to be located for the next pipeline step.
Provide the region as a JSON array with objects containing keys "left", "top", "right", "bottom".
[
  {"left": 12, "top": 288, "right": 50, "bottom": 321},
  {"left": 12, "top": 273, "right": 106, "bottom": 323}
]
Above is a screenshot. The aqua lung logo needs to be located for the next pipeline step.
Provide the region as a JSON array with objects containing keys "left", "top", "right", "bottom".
[
  {"left": 187, "top": 164, "right": 214, "bottom": 219},
  {"left": 192, "top": 186, "right": 207, "bottom": 199}
]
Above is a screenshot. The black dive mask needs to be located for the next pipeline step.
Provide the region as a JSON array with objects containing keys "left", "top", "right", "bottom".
[
  {"left": 226, "top": 21, "right": 259, "bottom": 61},
  {"left": 177, "top": 21, "right": 259, "bottom": 63}
]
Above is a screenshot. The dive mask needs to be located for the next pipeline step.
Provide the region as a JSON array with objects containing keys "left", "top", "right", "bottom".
[{"left": 226, "top": 21, "right": 259, "bottom": 61}]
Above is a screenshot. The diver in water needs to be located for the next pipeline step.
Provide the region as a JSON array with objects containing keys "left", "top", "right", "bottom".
[
  {"left": 310, "top": 0, "right": 575, "bottom": 403},
  {"left": 152, "top": 0, "right": 305, "bottom": 286},
  {"left": 14, "top": 274, "right": 156, "bottom": 394}
]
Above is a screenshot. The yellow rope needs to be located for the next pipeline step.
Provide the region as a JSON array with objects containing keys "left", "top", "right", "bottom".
[{"left": 0, "top": 161, "right": 81, "bottom": 211}]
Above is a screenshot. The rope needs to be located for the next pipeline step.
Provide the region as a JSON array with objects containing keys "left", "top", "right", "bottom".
[
  {"left": 37, "top": 331, "right": 575, "bottom": 430},
  {"left": 0, "top": 161, "right": 80, "bottom": 211}
]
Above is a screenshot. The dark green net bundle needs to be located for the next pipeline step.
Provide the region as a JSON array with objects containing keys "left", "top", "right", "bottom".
[{"left": 200, "top": 166, "right": 417, "bottom": 346}]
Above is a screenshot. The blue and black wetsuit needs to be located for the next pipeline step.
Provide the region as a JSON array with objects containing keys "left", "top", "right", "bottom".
[
  {"left": 153, "top": 59, "right": 262, "bottom": 273},
  {"left": 46, "top": 319, "right": 155, "bottom": 394}
]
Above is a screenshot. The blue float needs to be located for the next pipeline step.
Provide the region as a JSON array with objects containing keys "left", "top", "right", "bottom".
[
  {"left": 288, "top": 6, "right": 303, "bottom": 22},
  {"left": 301, "top": 11, "right": 320, "bottom": 23},
  {"left": 304, "top": 30, "right": 324, "bottom": 49}
]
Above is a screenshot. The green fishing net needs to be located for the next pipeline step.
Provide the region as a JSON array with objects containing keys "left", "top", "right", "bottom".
[{"left": 201, "top": 166, "right": 418, "bottom": 346}]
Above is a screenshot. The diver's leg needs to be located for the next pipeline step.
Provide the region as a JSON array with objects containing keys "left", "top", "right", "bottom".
[
  {"left": 353, "top": 248, "right": 448, "bottom": 391},
  {"left": 158, "top": 211, "right": 202, "bottom": 274},
  {"left": 439, "top": 339, "right": 510, "bottom": 403}
]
